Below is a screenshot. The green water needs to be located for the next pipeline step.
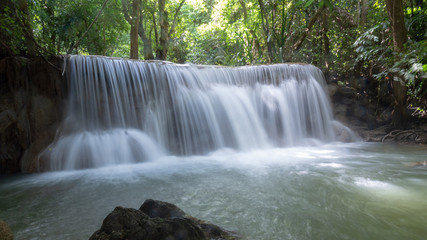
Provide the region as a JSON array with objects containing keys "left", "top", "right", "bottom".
[{"left": 1, "top": 142, "right": 426, "bottom": 240}]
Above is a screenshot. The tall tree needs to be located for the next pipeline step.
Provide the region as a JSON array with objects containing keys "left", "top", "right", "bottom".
[
  {"left": 17, "top": 0, "right": 36, "bottom": 56},
  {"left": 359, "top": 0, "right": 368, "bottom": 27},
  {"left": 385, "top": 0, "right": 407, "bottom": 51},
  {"left": 385, "top": 0, "right": 409, "bottom": 128},
  {"left": 157, "top": 0, "right": 169, "bottom": 60},
  {"left": 138, "top": 20, "right": 155, "bottom": 60},
  {"left": 322, "top": 6, "right": 330, "bottom": 70},
  {"left": 122, "top": 0, "right": 141, "bottom": 59},
  {"left": 155, "top": 0, "right": 185, "bottom": 60},
  {"left": 257, "top": 0, "right": 274, "bottom": 63}
]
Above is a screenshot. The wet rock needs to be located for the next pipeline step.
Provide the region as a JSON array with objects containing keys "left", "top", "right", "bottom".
[
  {"left": 90, "top": 199, "right": 241, "bottom": 240},
  {"left": 140, "top": 199, "right": 186, "bottom": 218},
  {"left": 339, "top": 87, "right": 357, "bottom": 98},
  {"left": 328, "top": 83, "right": 339, "bottom": 97},
  {"left": 0, "top": 220, "right": 13, "bottom": 240},
  {"left": 0, "top": 56, "right": 65, "bottom": 173},
  {"left": 20, "top": 124, "right": 58, "bottom": 172}
]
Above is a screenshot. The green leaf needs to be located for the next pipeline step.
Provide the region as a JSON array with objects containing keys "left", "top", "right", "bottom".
[
  {"left": 319, "top": 0, "right": 333, "bottom": 8},
  {"left": 304, "top": 0, "right": 315, "bottom": 8},
  {"left": 324, "top": 0, "right": 334, "bottom": 8},
  {"left": 296, "top": 0, "right": 306, "bottom": 6}
]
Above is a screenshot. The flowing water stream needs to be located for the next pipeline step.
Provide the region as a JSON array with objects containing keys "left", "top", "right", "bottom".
[
  {"left": 1, "top": 143, "right": 427, "bottom": 239},
  {"left": 1, "top": 56, "right": 426, "bottom": 239}
]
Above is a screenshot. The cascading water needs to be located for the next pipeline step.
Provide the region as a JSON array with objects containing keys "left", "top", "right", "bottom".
[{"left": 40, "top": 55, "right": 353, "bottom": 170}]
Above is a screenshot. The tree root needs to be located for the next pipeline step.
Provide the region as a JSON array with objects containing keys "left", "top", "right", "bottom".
[{"left": 381, "top": 130, "right": 418, "bottom": 142}]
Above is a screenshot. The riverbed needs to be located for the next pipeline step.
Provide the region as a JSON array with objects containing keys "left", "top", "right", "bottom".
[{"left": 1, "top": 142, "right": 426, "bottom": 240}]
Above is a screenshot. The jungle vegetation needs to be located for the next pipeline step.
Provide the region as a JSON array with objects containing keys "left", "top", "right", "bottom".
[{"left": 1, "top": 0, "right": 426, "bottom": 127}]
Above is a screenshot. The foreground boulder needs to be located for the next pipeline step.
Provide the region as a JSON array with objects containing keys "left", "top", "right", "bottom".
[
  {"left": 0, "top": 220, "right": 13, "bottom": 240},
  {"left": 90, "top": 199, "right": 241, "bottom": 240}
]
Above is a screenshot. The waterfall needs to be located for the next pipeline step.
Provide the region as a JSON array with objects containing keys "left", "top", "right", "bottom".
[{"left": 41, "top": 55, "right": 347, "bottom": 170}]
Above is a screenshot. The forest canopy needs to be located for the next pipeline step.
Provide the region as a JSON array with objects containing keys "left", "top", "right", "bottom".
[{"left": 1, "top": 0, "right": 426, "bottom": 124}]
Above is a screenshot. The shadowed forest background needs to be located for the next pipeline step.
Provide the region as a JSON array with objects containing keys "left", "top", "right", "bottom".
[{"left": 1, "top": 0, "right": 426, "bottom": 127}]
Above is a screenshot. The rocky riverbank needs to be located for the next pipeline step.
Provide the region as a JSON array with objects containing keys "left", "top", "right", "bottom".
[
  {"left": 353, "top": 124, "right": 427, "bottom": 144},
  {"left": 328, "top": 76, "right": 427, "bottom": 145},
  {"left": 90, "top": 199, "right": 241, "bottom": 240}
]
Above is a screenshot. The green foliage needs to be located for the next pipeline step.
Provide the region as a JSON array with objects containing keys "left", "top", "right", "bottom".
[
  {"left": 2, "top": 0, "right": 426, "bottom": 102},
  {"left": 1, "top": 0, "right": 128, "bottom": 56},
  {"left": 353, "top": 21, "right": 427, "bottom": 101},
  {"left": 3, "top": 0, "right": 425, "bottom": 114},
  {"left": 52, "top": 0, "right": 128, "bottom": 55},
  {"left": 406, "top": 4, "right": 427, "bottom": 42},
  {"left": 0, "top": 5, "right": 26, "bottom": 55},
  {"left": 401, "top": 41, "right": 427, "bottom": 99},
  {"left": 353, "top": 23, "right": 390, "bottom": 70}
]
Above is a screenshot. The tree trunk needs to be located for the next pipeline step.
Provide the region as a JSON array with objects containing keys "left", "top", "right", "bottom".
[
  {"left": 385, "top": 0, "right": 407, "bottom": 51},
  {"left": 157, "top": 0, "right": 169, "bottom": 60},
  {"left": 257, "top": 0, "right": 274, "bottom": 63},
  {"left": 385, "top": 0, "right": 409, "bottom": 128},
  {"left": 360, "top": 0, "right": 368, "bottom": 27},
  {"left": 44, "top": 1, "right": 56, "bottom": 52},
  {"left": 251, "top": 30, "right": 260, "bottom": 63},
  {"left": 138, "top": 20, "right": 155, "bottom": 60},
  {"left": 17, "top": 0, "right": 36, "bottom": 57},
  {"left": 122, "top": 0, "right": 141, "bottom": 59},
  {"left": 238, "top": 0, "right": 248, "bottom": 23},
  {"left": 322, "top": 7, "right": 330, "bottom": 70},
  {"left": 130, "top": 0, "right": 140, "bottom": 59}
]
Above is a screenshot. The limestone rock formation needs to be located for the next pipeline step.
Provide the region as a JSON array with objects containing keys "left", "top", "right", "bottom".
[
  {"left": 89, "top": 199, "right": 241, "bottom": 240},
  {"left": 0, "top": 56, "right": 65, "bottom": 173}
]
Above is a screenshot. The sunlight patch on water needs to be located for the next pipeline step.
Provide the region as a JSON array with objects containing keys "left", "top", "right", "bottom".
[
  {"left": 353, "top": 177, "right": 393, "bottom": 188},
  {"left": 351, "top": 177, "right": 416, "bottom": 205},
  {"left": 315, "top": 163, "right": 346, "bottom": 168},
  {"left": 351, "top": 176, "right": 427, "bottom": 224}
]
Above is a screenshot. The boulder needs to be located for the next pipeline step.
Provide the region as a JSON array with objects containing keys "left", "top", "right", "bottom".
[
  {"left": 0, "top": 220, "right": 13, "bottom": 240},
  {"left": 140, "top": 199, "right": 185, "bottom": 218},
  {"left": 90, "top": 199, "right": 241, "bottom": 240}
]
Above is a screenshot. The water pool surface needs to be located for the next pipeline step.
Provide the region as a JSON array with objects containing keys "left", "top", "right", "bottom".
[{"left": 1, "top": 142, "right": 426, "bottom": 240}]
